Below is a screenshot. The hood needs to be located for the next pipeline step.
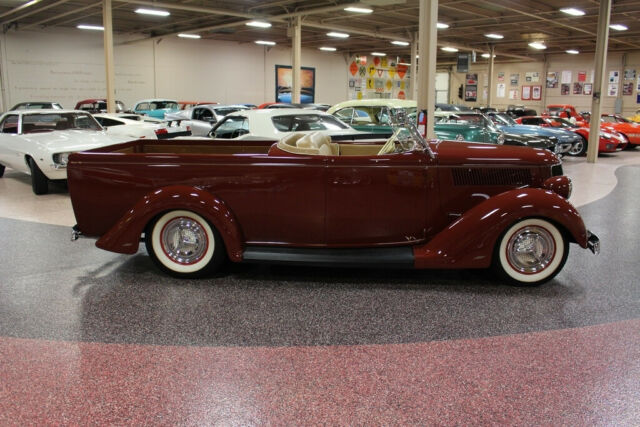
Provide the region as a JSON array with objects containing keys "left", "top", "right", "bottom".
[
  {"left": 434, "top": 140, "right": 559, "bottom": 166},
  {"left": 24, "top": 130, "right": 130, "bottom": 154}
]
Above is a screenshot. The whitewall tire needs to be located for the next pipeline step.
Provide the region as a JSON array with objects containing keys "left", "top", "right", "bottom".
[
  {"left": 494, "top": 218, "right": 568, "bottom": 286},
  {"left": 145, "top": 210, "right": 225, "bottom": 278}
]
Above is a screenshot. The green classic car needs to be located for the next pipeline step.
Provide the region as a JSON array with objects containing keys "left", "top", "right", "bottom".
[{"left": 327, "top": 99, "right": 504, "bottom": 144}]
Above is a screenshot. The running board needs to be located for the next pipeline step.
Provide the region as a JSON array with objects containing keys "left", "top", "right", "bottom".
[{"left": 242, "top": 246, "right": 414, "bottom": 268}]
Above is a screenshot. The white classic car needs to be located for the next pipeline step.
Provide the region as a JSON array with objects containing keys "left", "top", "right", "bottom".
[
  {"left": 166, "top": 104, "right": 250, "bottom": 136},
  {"left": 0, "top": 110, "right": 128, "bottom": 194},
  {"left": 208, "top": 108, "right": 361, "bottom": 140},
  {"left": 93, "top": 113, "right": 192, "bottom": 140}
]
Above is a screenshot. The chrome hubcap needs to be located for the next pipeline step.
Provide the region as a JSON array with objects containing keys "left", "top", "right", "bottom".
[
  {"left": 568, "top": 141, "right": 583, "bottom": 155},
  {"left": 161, "top": 217, "right": 208, "bottom": 264},
  {"left": 506, "top": 226, "right": 555, "bottom": 274}
]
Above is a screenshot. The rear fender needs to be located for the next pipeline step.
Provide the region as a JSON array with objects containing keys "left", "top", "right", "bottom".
[
  {"left": 96, "top": 185, "right": 244, "bottom": 261},
  {"left": 413, "top": 188, "right": 588, "bottom": 269}
]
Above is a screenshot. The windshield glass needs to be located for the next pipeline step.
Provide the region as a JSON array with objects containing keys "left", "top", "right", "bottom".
[
  {"left": 491, "top": 114, "right": 517, "bottom": 126},
  {"left": 150, "top": 101, "right": 178, "bottom": 110},
  {"left": 214, "top": 107, "right": 249, "bottom": 116},
  {"left": 211, "top": 116, "right": 249, "bottom": 138},
  {"left": 21, "top": 112, "right": 102, "bottom": 133},
  {"left": 272, "top": 114, "right": 350, "bottom": 131}
]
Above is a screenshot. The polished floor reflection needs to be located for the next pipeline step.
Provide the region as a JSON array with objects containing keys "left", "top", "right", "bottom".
[{"left": 1, "top": 151, "right": 639, "bottom": 424}]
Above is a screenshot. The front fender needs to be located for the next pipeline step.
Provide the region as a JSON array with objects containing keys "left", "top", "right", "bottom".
[
  {"left": 95, "top": 185, "right": 244, "bottom": 261},
  {"left": 413, "top": 188, "right": 589, "bottom": 269}
]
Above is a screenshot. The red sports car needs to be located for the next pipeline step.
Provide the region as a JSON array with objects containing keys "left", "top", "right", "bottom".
[
  {"left": 517, "top": 116, "right": 626, "bottom": 155},
  {"left": 599, "top": 114, "right": 640, "bottom": 148}
]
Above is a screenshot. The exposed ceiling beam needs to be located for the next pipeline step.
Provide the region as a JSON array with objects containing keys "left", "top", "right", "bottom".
[
  {"left": 1, "top": 0, "right": 73, "bottom": 26},
  {"left": 0, "top": 0, "right": 44, "bottom": 20},
  {"left": 21, "top": 2, "right": 101, "bottom": 30}
]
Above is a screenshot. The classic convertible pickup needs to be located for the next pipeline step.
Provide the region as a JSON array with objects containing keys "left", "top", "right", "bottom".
[{"left": 68, "top": 118, "right": 599, "bottom": 286}]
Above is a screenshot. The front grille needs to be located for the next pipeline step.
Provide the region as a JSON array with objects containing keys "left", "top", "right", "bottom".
[
  {"left": 551, "top": 164, "right": 563, "bottom": 176},
  {"left": 452, "top": 167, "right": 532, "bottom": 186}
]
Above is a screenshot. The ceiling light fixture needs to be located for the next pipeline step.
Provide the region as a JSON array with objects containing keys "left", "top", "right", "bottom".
[
  {"left": 178, "top": 33, "right": 201, "bottom": 39},
  {"left": 437, "top": 22, "right": 449, "bottom": 29},
  {"left": 609, "top": 24, "right": 628, "bottom": 31},
  {"left": 327, "top": 31, "right": 349, "bottom": 38},
  {"left": 371, "top": 52, "right": 386, "bottom": 56},
  {"left": 559, "top": 7, "right": 585, "bottom": 16},
  {"left": 484, "top": 33, "right": 504, "bottom": 39},
  {"left": 344, "top": 6, "right": 373, "bottom": 13},
  {"left": 481, "top": 53, "right": 496, "bottom": 58},
  {"left": 319, "top": 47, "right": 337, "bottom": 51},
  {"left": 255, "top": 40, "right": 276, "bottom": 45},
  {"left": 528, "top": 41, "right": 547, "bottom": 50},
  {"left": 135, "top": 8, "right": 170, "bottom": 17},
  {"left": 441, "top": 46, "right": 458, "bottom": 52},
  {"left": 391, "top": 40, "right": 409, "bottom": 46},
  {"left": 566, "top": 49, "right": 579, "bottom": 54},
  {"left": 77, "top": 24, "right": 104, "bottom": 31},
  {"left": 246, "top": 21, "right": 271, "bottom": 28}
]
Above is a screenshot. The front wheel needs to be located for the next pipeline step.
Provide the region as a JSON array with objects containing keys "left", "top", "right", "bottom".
[
  {"left": 493, "top": 218, "right": 569, "bottom": 286},
  {"left": 567, "top": 136, "right": 587, "bottom": 156},
  {"left": 28, "top": 158, "right": 49, "bottom": 195},
  {"left": 145, "top": 210, "right": 226, "bottom": 278}
]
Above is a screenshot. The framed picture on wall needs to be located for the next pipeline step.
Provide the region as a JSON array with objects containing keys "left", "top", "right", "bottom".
[
  {"left": 531, "top": 85, "right": 542, "bottom": 100},
  {"left": 521, "top": 85, "right": 531, "bottom": 100},
  {"left": 583, "top": 83, "right": 593, "bottom": 95},
  {"left": 275, "top": 65, "right": 316, "bottom": 103}
]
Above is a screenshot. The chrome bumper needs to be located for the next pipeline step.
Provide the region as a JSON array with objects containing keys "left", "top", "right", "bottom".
[{"left": 587, "top": 231, "right": 600, "bottom": 255}]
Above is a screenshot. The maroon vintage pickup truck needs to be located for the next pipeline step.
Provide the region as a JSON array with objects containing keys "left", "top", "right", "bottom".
[{"left": 68, "top": 123, "right": 599, "bottom": 286}]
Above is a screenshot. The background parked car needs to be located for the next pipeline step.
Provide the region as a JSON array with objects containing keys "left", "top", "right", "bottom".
[
  {"left": 599, "top": 114, "right": 640, "bottom": 148},
  {"left": 132, "top": 99, "right": 179, "bottom": 119},
  {"left": 93, "top": 113, "right": 192, "bottom": 140},
  {"left": 167, "top": 104, "right": 251, "bottom": 136},
  {"left": 0, "top": 110, "right": 127, "bottom": 194},
  {"left": 10, "top": 101, "right": 63, "bottom": 111},
  {"left": 75, "top": 99, "right": 126, "bottom": 114}
]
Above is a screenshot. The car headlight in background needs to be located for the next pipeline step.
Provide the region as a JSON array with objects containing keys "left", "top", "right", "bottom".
[
  {"left": 497, "top": 133, "right": 505, "bottom": 144},
  {"left": 455, "top": 134, "right": 464, "bottom": 141},
  {"left": 601, "top": 132, "right": 612, "bottom": 139},
  {"left": 52, "top": 152, "right": 71, "bottom": 168}
]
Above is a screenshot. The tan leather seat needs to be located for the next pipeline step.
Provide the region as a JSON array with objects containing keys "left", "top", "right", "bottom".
[{"left": 277, "top": 131, "right": 339, "bottom": 155}]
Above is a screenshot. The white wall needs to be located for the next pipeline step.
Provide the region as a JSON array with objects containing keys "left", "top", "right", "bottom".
[{"left": 0, "top": 28, "right": 349, "bottom": 110}]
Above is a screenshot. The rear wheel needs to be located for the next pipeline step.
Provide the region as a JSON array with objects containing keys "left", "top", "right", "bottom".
[
  {"left": 493, "top": 218, "right": 569, "bottom": 286},
  {"left": 145, "top": 210, "right": 225, "bottom": 278},
  {"left": 567, "top": 135, "right": 587, "bottom": 156},
  {"left": 28, "top": 158, "right": 49, "bottom": 195}
]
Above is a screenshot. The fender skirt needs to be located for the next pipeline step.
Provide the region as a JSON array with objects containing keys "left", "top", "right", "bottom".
[
  {"left": 95, "top": 185, "right": 244, "bottom": 261},
  {"left": 413, "top": 188, "right": 589, "bottom": 269}
]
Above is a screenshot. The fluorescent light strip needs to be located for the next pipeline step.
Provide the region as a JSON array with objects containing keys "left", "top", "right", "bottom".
[
  {"left": 255, "top": 40, "right": 276, "bottom": 45},
  {"left": 135, "top": 8, "right": 170, "bottom": 17},
  {"left": 437, "top": 22, "right": 449, "bottom": 29},
  {"left": 319, "top": 47, "right": 336, "bottom": 51},
  {"left": 246, "top": 21, "right": 271, "bottom": 28},
  {"left": 371, "top": 52, "right": 386, "bottom": 56},
  {"left": 481, "top": 53, "right": 496, "bottom": 58},
  {"left": 560, "top": 7, "right": 585, "bottom": 16},
  {"left": 77, "top": 24, "right": 104, "bottom": 31},
  {"left": 178, "top": 33, "right": 201, "bottom": 39},
  {"left": 566, "top": 49, "right": 579, "bottom": 54},
  {"left": 344, "top": 7, "right": 373, "bottom": 13},
  {"left": 327, "top": 31, "right": 349, "bottom": 38},
  {"left": 391, "top": 40, "right": 409, "bottom": 46},
  {"left": 609, "top": 24, "right": 628, "bottom": 31},
  {"left": 485, "top": 33, "right": 503, "bottom": 39},
  {"left": 528, "top": 41, "right": 547, "bottom": 49},
  {"left": 441, "top": 46, "right": 458, "bottom": 52}
]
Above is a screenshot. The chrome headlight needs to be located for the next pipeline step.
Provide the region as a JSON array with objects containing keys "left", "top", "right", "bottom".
[
  {"left": 497, "top": 133, "right": 505, "bottom": 144},
  {"left": 52, "top": 152, "right": 71, "bottom": 168}
]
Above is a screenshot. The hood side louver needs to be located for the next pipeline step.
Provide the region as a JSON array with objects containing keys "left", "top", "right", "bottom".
[{"left": 452, "top": 167, "right": 532, "bottom": 186}]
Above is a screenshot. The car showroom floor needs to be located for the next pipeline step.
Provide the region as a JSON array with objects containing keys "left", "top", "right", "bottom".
[{"left": 1, "top": 151, "right": 639, "bottom": 425}]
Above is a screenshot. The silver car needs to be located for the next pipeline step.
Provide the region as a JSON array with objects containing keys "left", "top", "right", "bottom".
[{"left": 167, "top": 104, "right": 251, "bottom": 136}]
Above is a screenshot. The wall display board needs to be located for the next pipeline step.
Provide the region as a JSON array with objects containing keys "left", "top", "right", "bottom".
[
  {"left": 546, "top": 72, "right": 558, "bottom": 88},
  {"left": 532, "top": 85, "right": 542, "bottom": 100},
  {"left": 347, "top": 55, "right": 409, "bottom": 100},
  {"left": 583, "top": 83, "right": 593, "bottom": 96},
  {"left": 521, "top": 85, "right": 531, "bottom": 100},
  {"left": 275, "top": 65, "right": 315, "bottom": 103}
]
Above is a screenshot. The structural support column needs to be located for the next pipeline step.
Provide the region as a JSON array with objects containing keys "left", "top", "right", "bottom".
[
  {"left": 290, "top": 16, "right": 301, "bottom": 104},
  {"left": 587, "top": 0, "right": 611, "bottom": 163},
  {"left": 486, "top": 44, "right": 494, "bottom": 107},
  {"left": 103, "top": 0, "right": 116, "bottom": 113},
  {"left": 417, "top": 0, "right": 438, "bottom": 139},
  {"left": 411, "top": 32, "right": 418, "bottom": 100}
]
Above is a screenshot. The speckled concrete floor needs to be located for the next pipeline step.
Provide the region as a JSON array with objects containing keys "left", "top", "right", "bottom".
[{"left": 0, "top": 155, "right": 639, "bottom": 424}]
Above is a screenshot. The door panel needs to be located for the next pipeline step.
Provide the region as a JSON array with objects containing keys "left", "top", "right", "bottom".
[{"left": 325, "top": 151, "right": 429, "bottom": 246}]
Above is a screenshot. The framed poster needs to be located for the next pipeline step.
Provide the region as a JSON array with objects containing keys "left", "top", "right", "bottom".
[
  {"left": 573, "top": 82, "right": 583, "bottom": 95},
  {"left": 546, "top": 72, "right": 558, "bottom": 88},
  {"left": 275, "top": 65, "right": 316, "bottom": 103},
  {"left": 583, "top": 83, "right": 593, "bottom": 95},
  {"left": 623, "top": 82, "right": 633, "bottom": 96},
  {"left": 561, "top": 84, "right": 570, "bottom": 95},
  {"left": 465, "top": 84, "right": 477, "bottom": 102},
  {"left": 532, "top": 85, "right": 542, "bottom": 100},
  {"left": 521, "top": 85, "right": 531, "bottom": 100}
]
